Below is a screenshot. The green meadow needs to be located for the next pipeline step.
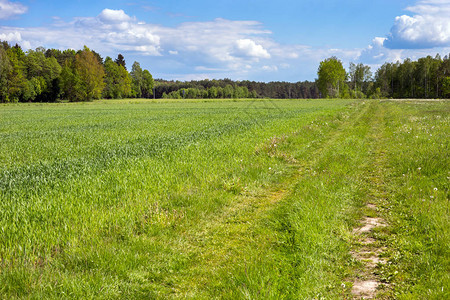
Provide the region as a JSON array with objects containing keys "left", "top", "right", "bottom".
[{"left": 0, "top": 99, "right": 448, "bottom": 299}]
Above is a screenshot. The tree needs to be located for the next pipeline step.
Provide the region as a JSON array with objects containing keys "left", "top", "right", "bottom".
[
  {"left": 397, "top": 58, "right": 416, "bottom": 98},
  {"left": 223, "top": 84, "right": 233, "bottom": 98},
  {"left": 103, "top": 56, "right": 121, "bottom": 99},
  {"left": 208, "top": 86, "right": 218, "bottom": 98},
  {"left": 60, "top": 60, "right": 82, "bottom": 102},
  {"left": 141, "top": 69, "right": 154, "bottom": 98},
  {"left": 0, "top": 44, "right": 12, "bottom": 102},
  {"left": 130, "top": 61, "right": 143, "bottom": 98},
  {"left": 438, "top": 55, "right": 450, "bottom": 98},
  {"left": 130, "top": 62, "right": 154, "bottom": 98},
  {"left": 317, "top": 57, "right": 347, "bottom": 98},
  {"left": 374, "top": 63, "right": 394, "bottom": 98},
  {"left": 349, "top": 62, "right": 371, "bottom": 98},
  {"left": 119, "top": 64, "right": 132, "bottom": 98},
  {"left": 24, "top": 48, "right": 61, "bottom": 101},
  {"left": 115, "top": 54, "right": 126, "bottom": 70},
  {"left": 74, "top": 46, "right": 105, "bottom": 101},
  {"left": 6, "top": 45, "right": 27, "bottom": 102},
  {"left": 103, "top": 56, "right": 132, "bottom": 99},
  {"left": 442, "top": 77, "right": 450, "bottom": 98}
]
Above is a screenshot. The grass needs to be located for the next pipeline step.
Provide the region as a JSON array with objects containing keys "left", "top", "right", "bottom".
[
  {"left": 0, "top": 98, "right": 448, "bottom": 298},
  {"left": 375, "top": 100, "right": 449, "bottom": 299}
]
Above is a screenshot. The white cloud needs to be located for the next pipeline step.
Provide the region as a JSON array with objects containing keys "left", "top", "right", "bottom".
[
  {"left": 98, "top": 9, "right": 132, "bottom": 23},
  {"left": 234, "top": 39, "right": 271, "bottom": 59},
  {"left": 385, "top": 0, "right": 450, "bottom": 49},
  {"left": 0, "top": 0, "right": 27, "bottom": 19},
  {"left": 0, "top": 30, "right": 21, "bottom": 42},
  {"left": 356, "top": 0, "right": 450, "bottom": 70},
  {"left": 0, "top": 9, "right": 162, "bottom": 56},
  {"left": 0, "top": 30, "right": 30, "bottom": 48},
  {"left": 359, "top": 37, "right": 403, "bottom": 66},
  {"left": 358, "top": 35, "right": 450, "bottom": 76},
  {"left": 262, "top": 65, "right": 278, "bottom": 72}
]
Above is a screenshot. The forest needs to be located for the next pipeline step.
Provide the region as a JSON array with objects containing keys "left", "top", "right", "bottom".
[
  {"left": 0, "top": 41, "right": 153, "bottom": 103},
  {"left": 155, "top": 79, "right": 319, "bottom": 99},
  {"left": 0, "top": 40, "right": 449, "bottom": 102},
  {"left": 317, "top": 55, "right": 450, "bottom": 99}
]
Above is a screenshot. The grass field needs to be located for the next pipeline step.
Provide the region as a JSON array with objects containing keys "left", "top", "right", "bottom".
[{"left": 0, "top": 98, "right": 448, "bottom": 299}]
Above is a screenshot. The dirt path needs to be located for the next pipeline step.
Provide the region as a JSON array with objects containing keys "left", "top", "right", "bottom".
[
  {"left": 351, "top": 215, "right": 387, "bottom": 298},
  {"left": 350, "top": 103, "right": 390, "bottom": 299}
]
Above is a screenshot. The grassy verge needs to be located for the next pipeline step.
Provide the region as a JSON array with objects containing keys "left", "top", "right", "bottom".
[{"left": 376, "top": 100, "right": 449, "bottom": 299}]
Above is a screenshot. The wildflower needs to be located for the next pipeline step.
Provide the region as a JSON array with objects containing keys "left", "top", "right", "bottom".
[
  {"left": 418, "top": 167, "right": 421, "bottom": 170},
  {"left": 434, "top": 187, "right": 438, "bottom": 191}
]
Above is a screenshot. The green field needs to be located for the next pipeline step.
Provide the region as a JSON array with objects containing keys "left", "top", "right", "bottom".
[{"left": 0, "top": 99, "right": 448, "bottom": 299}]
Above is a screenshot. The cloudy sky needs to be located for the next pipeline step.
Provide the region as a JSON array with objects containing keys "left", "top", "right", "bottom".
[{"left": 1, "top": 0, "right": 449, "bottom": 82}]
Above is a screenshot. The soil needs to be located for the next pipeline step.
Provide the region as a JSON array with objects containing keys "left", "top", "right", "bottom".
[{"left": 350, "top": 205, "right": 388, "bottom": 299}]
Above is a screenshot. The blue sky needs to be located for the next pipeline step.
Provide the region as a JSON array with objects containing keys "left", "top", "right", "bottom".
[{"left": 1, "top": 0, "right": 449, "bottom": 81}]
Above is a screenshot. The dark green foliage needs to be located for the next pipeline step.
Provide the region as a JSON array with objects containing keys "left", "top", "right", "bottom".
[
  {"left": 142, "top": 69, "right": 154, "bottom": 98},
  {"left": 24, "top": 48, "right": 62, "bottom": 102},
  {"left": 130, "top": 61, "right": 154, "bottom": 98},
  {"left": 0, "top": 45, "right": 12, "bottom": 102},
  {"left": 114, "top": 53, "right": 126, "bottom": 70},
  {"left": 0, "top": 41, "right": 153, "bottom": 102},
  {"left": 103, "top": 56, "right": 132, "bottom": 99},
  {"left": 59, "top": 60, "right": 82, "bottom": 102},
  {"left": 349, "top": 62, "right": 372, "bottom": 98},
  {"left": 374, "top": 54, "right": 450, "bottom": 98},
  {"left": 155, "top": 78, "right": 320, "bottom": 99}
]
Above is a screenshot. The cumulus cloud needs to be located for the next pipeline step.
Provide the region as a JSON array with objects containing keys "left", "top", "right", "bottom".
[
  {"left": 356, "top": 0, "right": 450, "bottom": 70},
  {"left": 384, "top": 0, "right": 450, "bottom": 49},
  {"left": 0, "top": 9, "right": 161, "bottom": 56},
  {"left": 233, "top": 39, "right": 271, "bottom": 59},
  {"left": 0, "top": 0, "right": 27, "bottom": 19},
  {"left": 98, "top": 8, "right": 132, "bottom": 23},
  {"left": 0, "top": 30, "right": 30, "bottom": 48}
]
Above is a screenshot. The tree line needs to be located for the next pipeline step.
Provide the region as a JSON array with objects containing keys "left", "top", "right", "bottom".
[
  {"left": 317, "top": 54, "right": 450, "bottom": 99},
  {"left": 1, "top": 39, "right": 449, "bottom": 102},
  {"left": 155, "top": 79, "right": 319, "bottom": 99},
  {"left": 0, "top": 41, "right": 154, "bottom": 102}
]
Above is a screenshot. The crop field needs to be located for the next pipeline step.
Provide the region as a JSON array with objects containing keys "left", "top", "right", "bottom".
[{"left": 0, "top": 98, "right": 448, "bottom": 299}]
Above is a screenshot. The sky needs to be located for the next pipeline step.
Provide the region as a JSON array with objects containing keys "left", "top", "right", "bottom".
[{"left": 0, "top": 0, "right": 449, "bottom": 82}]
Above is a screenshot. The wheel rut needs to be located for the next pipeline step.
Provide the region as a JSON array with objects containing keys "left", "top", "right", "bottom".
[
  {"left": 351, "top": 212, "right": 388, "bottom": 298},
  {"left": 350, "top": 102, "right": 390, "bottom": 299}
]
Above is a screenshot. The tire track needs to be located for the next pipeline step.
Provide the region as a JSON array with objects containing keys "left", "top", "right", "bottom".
[{"left": 350, "top": 101, "right": 390, "bottom": 299}]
